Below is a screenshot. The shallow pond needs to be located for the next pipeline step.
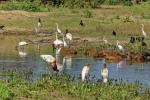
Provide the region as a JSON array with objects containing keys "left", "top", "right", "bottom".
[{"left": 0, "top": 35, "right": 150, "bottom": 87}]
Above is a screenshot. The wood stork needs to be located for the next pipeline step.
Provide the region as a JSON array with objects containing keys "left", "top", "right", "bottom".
[
  {"left": 116, "top": 40, "right": 124, "bottom": 52},
  {"left": 56, "top": 23, "right": 61, "bottom": 34},
  {"left": 81, "top": 64, "right": 91, "bottom": 81},
  {"left": 101, "top": 63, "right": 108, "bottom": 83},
  {"left": 141, "top": 24, "right": 146, "bottom": 38},
  {"left": 65, "top": 29, "right": 73, "bottom": 41}
]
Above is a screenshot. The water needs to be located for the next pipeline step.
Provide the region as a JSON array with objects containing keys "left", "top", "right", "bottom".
[{"left": 0, "top": 35, "right": 150, "bottom": 87}]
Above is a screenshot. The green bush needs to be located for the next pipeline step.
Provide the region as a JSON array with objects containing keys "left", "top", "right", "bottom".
[
  {"left": 83, "top": 9, "right": 93, "bottom": 18},
  {"left": 0, "top": 82, "right": 14, "bottom": 99},
  {"left": 123, "top": 0, "right": 133, "bottom": 6},
  {"left": 104, "top": 0, "right": 120, "bottom": 5},
  {"left": 1, "top": 2, "right": 42, "bottom": 12}
]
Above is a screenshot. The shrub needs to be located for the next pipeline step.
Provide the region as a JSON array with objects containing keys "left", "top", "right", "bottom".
[
  {"left": 104, "top": 0, "right": 120, "bottom": 5},
  {"left": 83, "top": 9, "right": 93, "bottom": 18},
  {"left": 123, "top": 0, "right": 133, "bottom": 6},
  {"left": 1, "top": 2, "right": 41, "bottom": 12},
  {"left": 0, "top": 82, "right": 14, "bottom": 99}
]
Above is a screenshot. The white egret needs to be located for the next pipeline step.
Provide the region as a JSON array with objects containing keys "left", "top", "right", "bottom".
[
  {"left": 66, "top": 33, "right": 73, "bottom": 41},
  {"left": 141, "top": 24, "right": 146, "bottom": 38},
  {"left": 116, "top": 40, "right": 124, "bottom": 52},
  {"left": 101, "top": 63, "right": 108, "bottom": 83},
  {"left": 81, "top": 64, "right": 91, "bottom": 81},
  {"left": 56, "top": 23, "right": 61, "bottom": 34}
]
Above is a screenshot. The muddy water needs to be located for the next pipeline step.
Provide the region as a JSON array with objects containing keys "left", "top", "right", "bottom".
[{"left": 0, "top": 35, "right": 150, "bottom": 87}]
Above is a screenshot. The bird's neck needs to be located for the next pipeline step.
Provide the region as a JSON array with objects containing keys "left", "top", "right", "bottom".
[{"left": 56, "top": 32, "right": 58, "bottom": 40}]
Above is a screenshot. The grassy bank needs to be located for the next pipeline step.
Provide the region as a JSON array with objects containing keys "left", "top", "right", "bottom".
[{"left": 0, "top": 70, "right": 150, "bottom": 99}]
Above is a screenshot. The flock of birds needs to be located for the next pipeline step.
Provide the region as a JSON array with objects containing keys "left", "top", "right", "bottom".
[
  {"left": 103, "top": 24, "right": 147, "bottom": 52},
  {"left": 15, "top": 18, "right": 148, "bottom": 83}
]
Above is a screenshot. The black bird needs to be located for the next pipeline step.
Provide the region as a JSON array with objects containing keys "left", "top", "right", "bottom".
[
  {"left": 38, "top": 18, "right": 41, "bottom": 23},
  {"left": 141, "top": 36, "right": 145, "bottom": 42},
  {"left": 0, "top": 25, "right": 5, "bottom": 30},
  {"left": 130, "top": 36, "right": 135, "bottom": 44},
  {"left": 112, "top": 30, "right": 116, "bottom": 36},
  {"left": 141, "top": 41, "right": 147, "bottom": 47},
  {"left": 79, "top": 20, "right": 84, "bottom": 27},
  {"left": 65, "top": 29, "right": 68, "bottom": 35}
]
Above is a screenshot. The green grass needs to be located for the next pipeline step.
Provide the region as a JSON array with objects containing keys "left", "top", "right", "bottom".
[{"left": 0, "top": 70, "right": 150, "bottom": 99}]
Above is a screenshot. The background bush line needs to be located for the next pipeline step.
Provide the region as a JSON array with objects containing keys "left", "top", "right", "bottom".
[{"left": 0, "top": 0, "right": 149, "bottom": 11}]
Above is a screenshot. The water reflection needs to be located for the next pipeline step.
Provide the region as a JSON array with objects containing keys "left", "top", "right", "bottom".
[
  {"left": 64, "top": 56, "right": 72, "bottom": 69},
  {"left": 18, "top": 51, "right": 28, "bottom": 58}
]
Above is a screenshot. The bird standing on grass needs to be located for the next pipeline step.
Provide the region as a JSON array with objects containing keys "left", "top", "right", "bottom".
[
  {"left": 35, "top": 18, "right": 42, "bottom": 33},
  {"left": 101, "top": 63, "right": 108, "bottom": 83},
  {"left": 82, "top": 64, "right": 91, "bottom": 81},
  {"left": 112, "top": 30, "right": 116, "bottom": 36},
  {"left": 65, "top": 29, "right": 73, "bottom": 41},
  {"left": 141, "top": 24, "right": 147, "bottom": 38},
  {"left": 56, "top": 23, "right": 61, "bottom": 34},
  {"left": 116, "top": 40, "right": 124, "bottom": 52},
  {"left": 79, "top": 20, "right": 84, "bottom": 27}
]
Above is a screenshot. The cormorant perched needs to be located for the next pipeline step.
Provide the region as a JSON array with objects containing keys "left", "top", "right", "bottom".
[{"left": 112, "top": 30, "right": 116, "bottom": 36}]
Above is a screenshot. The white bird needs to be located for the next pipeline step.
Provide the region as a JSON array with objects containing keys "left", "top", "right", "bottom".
[
  {"left": 40, "top": 55, "right": 56, "bottom": 63},
  {"left": 35, "top": 18, "right": 42, "bottom": 33},
  {"left": 18, "top": 41, "right": 28, "bottom": 46},
  {"left": 66, "top": 33, "right": 73, "bottom": 41},
  {"left": 103, "top": 37, "right": 108, "bottom": 44},
  {"left": 82, "top": 64, "right": 91, "bottom": 81},
  {"left": 18, "top": 51, "right": 27, "bottom": 58},
  {"left": 53, "top": 32, "right": 63, "bottom": 46},
  {"left": 101, "top": 63, "right": 108, "bottom": 83},
  {"left": 141, "top": 24, "right": 147, "bottom": 38},
  {"left": 40, "top": 54, "right": 65, "bottom": 72},
  {"left": 56, "top": 23, "right": 61, "bottom": 34},
  {"left": 117, "top": 40, "right": 124, "bottom": 52},
  {"left": 38, "top": 18, "right": 42, "bottom": 28}
]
